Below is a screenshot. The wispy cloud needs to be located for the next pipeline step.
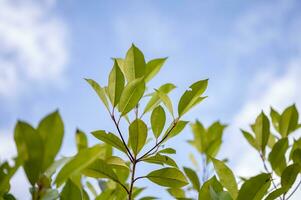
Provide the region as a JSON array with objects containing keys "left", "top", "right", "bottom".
[{"left": 0, "top": 0, "right": 69, "bottom": 98}]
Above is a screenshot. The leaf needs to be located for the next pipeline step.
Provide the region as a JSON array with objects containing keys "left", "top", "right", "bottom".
[
  {"left": 158, "top": 148, "right": 176, "bottom": 154},
  {"left": 60, "top": 179, "right": 82, "bottom": 200},
  {"left": 37, "top": 110, "right": 64, "bottom": 171},
  {"left": 264, "top": 187, "right": 287, "bottom": 200},
  {"left": 75, "top": 129, "right": 88, "bottom": 151},
  {"left": 164, "top": 121, "right": 188, "bottom": 140},
  {"left": 237, "top": 173, "right": 271, "bottom": 200},
  {"left": 155, "top": 89, "right": 174, "bottom": 117},
  {"left": 211, "top": 158, "right": 238, "bottom": 199},
  {"left": 41, "top": 189, "right": 59, "bottom": 200},
  {"left": 167, "top": 188, "right": 185, "bottom": 198},
  {"left": 145, "top": 58, "right": 167, "bottom": 82},
  {"left": 91, "top": 130, "right": 127, "bottom": 153},
  {"left": 108, "top": 60, "right": 125, "bottom": 106},
  {"left": 241, "top": 130, "right": 258, "bottom": 150},
  {"left": 279, "top": 104, "right": 299, "bottom": 136},
  {"left": 143, "top": 83, "right": 176, "bottom": 115},
  {"left": 142, "top": 154, "right": 177, "bottom": 167},
  {"left": 183, "top": 167, "right": 200, "bottom": 191},
  {"left": 118, "top": 78, "right": 145, "bottom": 115},
  {"left": 178, "top": 79, "right": 208, "bottom": 117},
  {"left": 14, "top": 121, "right": 44, "bottom": 185},
  {"left": 44, "top": 157, "right": 71, "bottom": 179},
  {"left": 151, "top": 105, "right": 166, "bottom": 138},
  {"left": 86, "top": 181, "right": 97, "bottom": 197},
  {"left": 55, "top": 145, "right": 104, "bottom": 186},
  {"left": 270, "top": 107, "right": 281, "bottom": 132},
  {"left": 268, "top": 138, "right": 289, "bottom": 176},
  {"left": 105, "top": 156, "right": 129, "bottom": 170},
  {"left": 129, "top": 119, "right": 148, "bottom": 155},
  {"left": 198, "top": 176, "right": 223, "bottom": 200},
  {"left": 281, "top": 163, "right": 300, "bottom": 190},
  {"left": 146, "top": 167, "right": 188, "bottom": 188},
  {"left": 85, "top": 78, "right": 110, "bottom": 112},
  {"left": 292, "top": 148, "right": 301, "bottom": 164},
  {"left": 124, "top": 44, "right": 146, "bottom": 82},
  {"left": 253, "top": 112, "right": 270, "bottom": 155},
  {"left": 82, "top": 159, "right": 119, "bottom": 182}
]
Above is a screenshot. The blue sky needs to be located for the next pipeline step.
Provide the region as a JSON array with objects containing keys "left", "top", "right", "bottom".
[{"left": 1, "top": 0, "right": 301, "bottom": 199}]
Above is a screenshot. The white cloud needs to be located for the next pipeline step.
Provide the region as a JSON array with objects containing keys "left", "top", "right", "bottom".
[{"left": 0, "top": 0, "right": 69, "bottom": 98}]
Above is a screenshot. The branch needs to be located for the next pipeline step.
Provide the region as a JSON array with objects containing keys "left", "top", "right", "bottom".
[
  {"left": 111, "top": 114, "right": 134, "bottom": 162},
  {"left": 137, "top": 120, "right": 178, "bottom": 162}
]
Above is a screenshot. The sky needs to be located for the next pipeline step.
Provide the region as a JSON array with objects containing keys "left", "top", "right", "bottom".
[{"left": 0, "top": 0, "right": 301, "bottom": 199}]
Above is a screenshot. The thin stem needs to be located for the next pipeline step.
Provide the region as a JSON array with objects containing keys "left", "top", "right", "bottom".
[
  {"left": 111, "top": 114, "right": 134, "bottom": 162},
  {"left": 260, "top": 153, "right": 282, "bottom": 200},
  {"left": 133, "top": 176, "right": 147, "bottom": 183},
  {"left": 286, "top": 179, "right": 301, "bottom": 200},
  {"left": 137, "top": 120, "right": 178, "bottom": 162},
  {"left": 128, "top": 160, "right": 137, "bottom": 200}
]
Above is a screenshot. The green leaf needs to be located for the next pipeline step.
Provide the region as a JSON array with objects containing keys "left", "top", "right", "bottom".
[
  {"left": 60, "top": 179, "right": 82, "bottom": 200},
  {"left": 143, "top": 83, "right": 176, "bottom": 115},
  {"left": 253, "top": 112, "right": 270, "bottom": 155},
  {"left": 292, "top": 149, "right": 301, "bottom": 164},
  {"left": 281, "top": 163, "right": 300, "bottom": 190},
  {"left": 82, "top": 159, "right": 119, "bottom": 182},
  {"left": 198, "top": 176, "right": 223, "bottom": 200},
  {"left": 241, "top": 130, "right": 258, "bottom": 150},
  {"left": 279, "top": 104, "right": 299, "bottom": 136},
  {"left": 183, "top": 167, "right": 200, "bottom": 191},
  {"left": 264, "top": 187, "right": 287, "bottom": 200},
  {"left": 37, "top": 110, "right": 64, "bottom": 171},
  {"left": 129, "top": 119, "right": 148, "bottom": 155},
  {"left": 44, "top": 157, "right": 71, "bottom": 179},
  {"left": 118, "top": 78, "right": 145, "bottom": 115},
  {"left": 142, "top": 154, "right": 177, "bottom": 167},
  {"left": 145, "top": 58, "right": 167, "bottom": 82},
  {"left": 289, "top": 138, "right": 301, "bottom": 160},
  {"left": 14, "top": 121, "right": 44, "bottom": 185},
  {"left": 164, "top": 121, "right": 188, "bottom": 140},
  {"left": 75, "top": 129, "right": 88, "bottom": 151},
  {"left": 178, "top": 79, "right": 208, "bottom": 117},
  {"left": 41, "top": 189, "right": 59, "bottom": 200},
  {"left": 124, "top": 44, "right": 146, "bottom": 82},
  {"left": 147, "top": 167, "right": 188, "bottom": 188},
  {"left": 155, "top": 89, "right": 174, "bottom": 117},
  {"left": 85, "top": 78, "right": 110, "bottom": 112},
  {"left": 86, "top": 181, "right": 97, "bottom": 197},
  {"left": 237, "top": 173, "right": 271, "bottom": 200},
  {"left": 108, "top": 60, "right": 125, "bottom": 106},
  {"left": 91, "top": 130, "right": 127, "bottom": 153},
  {"left": 270, "top": 107, "right": 281, "bottom": 132},
  {"left": 105, "top": 156, "right": 129, "bottom": 170},
  {"left": 167, "top": 188, "right": 185, "bottom": 198},
  {"left": 55, "top": 145, "right": 104, "bottom": 186},
  {"left": 211, "top": 158, "right": 238, "bottom": 199},
  {"left": 151, "top": 105, "right": 166, "bottom": 138},
  {"left": 158, "top": 148, "right": 176, "bottom": 154},
  {"left": 268, "top": 138, "right": 289, "bottom": 176}
]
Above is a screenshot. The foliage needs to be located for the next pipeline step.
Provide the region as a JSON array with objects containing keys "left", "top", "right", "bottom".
[{"left": 1, "top": 45, "right": 301, "bottom": 200}]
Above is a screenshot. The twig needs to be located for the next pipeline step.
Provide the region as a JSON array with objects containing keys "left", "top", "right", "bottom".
[
  {"left": 137, "top": 120, "right": 178, "bottom": 162},
  {"left": 111, "top": 114, "right": 134, "bottom": 162}
]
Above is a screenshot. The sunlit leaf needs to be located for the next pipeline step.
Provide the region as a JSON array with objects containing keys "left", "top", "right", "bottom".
[
  {"left": 146, "top": 167, "right": 188, "bottom": 188},
  {"left": 211, "top": 158, "right": 238, "bottom": 199},
  {"left": 279, "top": 104, "right": 299, "bottom": 136},
  {"left": 108, "top": 60, "right": 125, "bottom": 106},
  {"left": 91, "top": 130, "right": 127, "bottom": 153},
  {"left": 151, "top": 105, "right": 166, "bottom": 138},
  {"left": 178, "top": 79, "right": 208, "bottom": 117},
  {"left": 118, "top": 78, "right": 145, "bottom": 115},
  {"left": 268, "top": 138, "right": 288, "bottom": 176},
  {"left": 142, "top": 154, "right": 177, "bottom": 168},
  {"left": 145, "top": 58, "right": 167, "bottom": 82},
  {"left": 183, "top": 167, "right": 200, "bottom": 191},
  {"left": 237, "top": 173, "right": 271, "bottom": 200},
  {"left": 75, "top": 129, "right": 88, "bottom": 151},
  {"left": 55, "top": 145, "right": 104, "bottom": 186},
  {"left": 85, "top": 78, "right": 110, "bottom": 112},
  {"left": 129, "top": 119, "right": 147, "bottom": 155}
]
